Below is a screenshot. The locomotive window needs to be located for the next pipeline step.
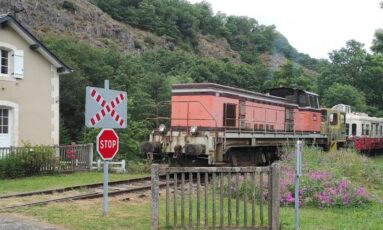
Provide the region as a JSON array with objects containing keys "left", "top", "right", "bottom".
[
  {"left": 341, "top": 114, "right": 346, "bottom": 124},
  {"left": 223, "top": 103, "right": 236, "bottom": 127},
  {"left": 330, "top": 113, "right": 338, "bottom": 125},
  {"left": 298, "top": 93, "right": 309, "bottom": 107},
  {"left": 309, "top": 95, "right": 319, "bottom": 108},
  {"left": 321, "top": 110, "right": 327, "bottom": 122},
  {"left": 352, "top": 123, "right": 357, "bottom": 136}
]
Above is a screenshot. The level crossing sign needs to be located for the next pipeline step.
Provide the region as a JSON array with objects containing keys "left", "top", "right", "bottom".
[
  {"left": 97, "top": 129, "right": 119, "bottom": 160},
  {"left": 85, "top": 85, "right": 127, "bottom": 128}
]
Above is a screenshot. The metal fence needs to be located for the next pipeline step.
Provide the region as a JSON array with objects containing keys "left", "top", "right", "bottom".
[
  {"left": 0, "top": 143, "right": 93, "bottom": 173},
  {"left": 151, "top": 164, "right": 280, "bottom": 230}
]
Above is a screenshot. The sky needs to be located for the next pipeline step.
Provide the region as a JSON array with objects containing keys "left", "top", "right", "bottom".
[{"left": 187, "top": 0, "right": 383, "bottom": 59}]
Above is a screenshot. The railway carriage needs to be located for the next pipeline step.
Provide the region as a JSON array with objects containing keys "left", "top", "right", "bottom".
[
  {"left": 141, "top": 83, "right": 346, "bottom": 166},
  {"left": 333, "top": 104, "right": 383, "bottom": 151}
]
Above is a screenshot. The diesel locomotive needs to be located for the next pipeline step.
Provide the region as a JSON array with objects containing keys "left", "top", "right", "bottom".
[{"left": 140, "top": 83, "right": 351, "bottom": 166}]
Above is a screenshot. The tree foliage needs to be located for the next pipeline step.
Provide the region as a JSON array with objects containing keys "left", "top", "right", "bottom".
[
  {"left": 91, "top": 0, "right": 317, "bottom": 68},
  {"left": 321, "top": 83, "right": 366, "bottom": 111}
]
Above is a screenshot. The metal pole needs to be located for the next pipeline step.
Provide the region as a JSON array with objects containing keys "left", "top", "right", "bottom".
[
  {"left": 294, "top": 140, "right": 302, "bottom": 230},
  {"left": 105, "top": 80, "right": 109, "bottom": 90},
  {"left": 103, "top": 160, "right": 109, "bottom": 216}
]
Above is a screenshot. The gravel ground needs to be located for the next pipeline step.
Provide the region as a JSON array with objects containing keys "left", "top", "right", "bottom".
[{"left": 0, "top": 214, "right": 65, "bottom": 230}]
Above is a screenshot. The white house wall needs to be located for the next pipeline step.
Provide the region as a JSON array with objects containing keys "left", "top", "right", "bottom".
[{"left": 0, "top": 26, "right": 58, "bottom": 146}]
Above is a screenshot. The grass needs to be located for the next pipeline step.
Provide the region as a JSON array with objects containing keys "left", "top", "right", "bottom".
[
  {"left": 0, "top": 172, "right": 148, "bottom": 195},
  {"left": 10, "top": 194, "right": 383, "bottom": 230},
  {"left": 1, "top": 153, "right": 382, "bottom": 229}
]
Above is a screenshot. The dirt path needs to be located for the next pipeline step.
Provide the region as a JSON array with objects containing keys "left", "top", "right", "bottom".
[{"left": 0, "top": 214, "right": 65, "bottom": 230}]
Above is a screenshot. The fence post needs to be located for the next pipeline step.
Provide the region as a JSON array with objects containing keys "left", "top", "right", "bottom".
[
  {"left": 270, "top": 163, "right": 280, "bottom": 230},
  {"left": 151, "top": 164, "right": 160, "bottom": 230},
  {"left": 88, "top": 143, "right": 93, "bottom": 171},
  {"left": 97, "top": 159, "right": 101, "bottom": 171},
  {"left": 121, "top": 160, "right": 126, "bottom": 173}
]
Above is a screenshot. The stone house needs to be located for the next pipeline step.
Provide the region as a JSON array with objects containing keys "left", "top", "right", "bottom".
[{"left": 0, "top": 14, "right": 71, "bottom": 147}]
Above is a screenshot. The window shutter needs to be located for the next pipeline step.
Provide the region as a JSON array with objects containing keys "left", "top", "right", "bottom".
[{"left": 13, "top": 50, "right": 24, "bottom": 78}]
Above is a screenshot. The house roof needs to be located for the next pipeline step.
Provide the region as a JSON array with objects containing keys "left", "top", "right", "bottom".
[{"left": 0, "top": 14, "right": 72, "bottom": 74}]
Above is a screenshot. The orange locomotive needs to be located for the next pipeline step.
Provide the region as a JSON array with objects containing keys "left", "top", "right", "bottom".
[{"left": 141, "top": 83, "right": 332, "bottom": 166}]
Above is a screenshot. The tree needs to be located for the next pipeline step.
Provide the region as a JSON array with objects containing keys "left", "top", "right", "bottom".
[
  {"left": 372, "top": 29, "right": 383, "bottom": 54},
  {"left": 268, "top": 61, "right": 314, "bottom": 90},
  {"left": 318, "top": 40, "right": 367, "bottom": 95},
  {"left": 321, "top": 83, "right": 366, "bottom": 111}
]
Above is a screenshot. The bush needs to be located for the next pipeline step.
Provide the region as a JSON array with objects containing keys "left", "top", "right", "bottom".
[
  {"left": 0, "top": 155, "right": 25, "bottom": 178},
  {"left": 127, "top": 161, "right": 151, "bottom": 174},
  {"left": 0, "top": 145, "right": 58, "bottom": 179}
]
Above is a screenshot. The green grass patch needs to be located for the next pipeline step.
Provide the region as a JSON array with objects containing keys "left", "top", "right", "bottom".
[
  {"left": 12, "top": 194, "right": 383, "bottom": 230},
  {"left": 0, "top": 172, "right": 148, "bottom": 195}
]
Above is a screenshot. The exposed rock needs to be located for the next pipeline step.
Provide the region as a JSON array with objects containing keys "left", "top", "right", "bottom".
[{"left": 0, "top": 0, "right": 172, "bottom": 53}]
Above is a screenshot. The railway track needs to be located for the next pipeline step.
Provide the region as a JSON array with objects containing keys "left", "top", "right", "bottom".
[{"left": 0, "top": 176, "right": 169, "bottom": 210}]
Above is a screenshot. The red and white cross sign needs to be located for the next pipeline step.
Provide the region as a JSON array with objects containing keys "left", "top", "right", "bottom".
[
  {"left": 89, "top": 88, "right": 125, "bottom": 127},
  {"left": 85, "top": 86, "right": 127, "bottom": 129}
]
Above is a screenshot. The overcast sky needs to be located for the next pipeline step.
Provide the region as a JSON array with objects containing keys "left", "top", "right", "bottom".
[{"left": 187, "top": 0, "right": 383, "bottom": 59}]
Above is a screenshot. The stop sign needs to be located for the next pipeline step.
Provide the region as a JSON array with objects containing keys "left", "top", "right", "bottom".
[{"left": 97, "top": 129, "right": 119, "bottom": 160}]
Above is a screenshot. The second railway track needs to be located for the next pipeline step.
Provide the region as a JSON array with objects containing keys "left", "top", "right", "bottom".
[{"left": 0, "top": 175, "right": 169, "bottom": 210}]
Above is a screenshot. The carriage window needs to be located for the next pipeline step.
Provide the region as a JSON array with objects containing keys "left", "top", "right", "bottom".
[
  {"left": 362, "top": 124, "right": 365, "bottom": 135},
  {"left": 330, "top": 113, "right": 338, "bottom": 125},
  {"left": 352, "top": 123, "right": 357, "bottom": 136},
  {"left": 380, "top": 125, "right": 383, "bottom": 135},
  {"left": 346, "top": 124, "right": 350, "bottom": 135},
  {"left": 366, "top": 124, "right": 370, "bottom": 136},
  {"left": 223, "top": 103, "right": 236, "bottom": 127}
]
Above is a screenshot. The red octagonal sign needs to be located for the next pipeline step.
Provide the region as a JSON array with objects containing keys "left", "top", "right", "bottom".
[{"left": 97, "top": 129, "right": 119, "bottom": 160}]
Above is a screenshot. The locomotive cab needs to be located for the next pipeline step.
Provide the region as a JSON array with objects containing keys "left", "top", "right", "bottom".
[{"left": 320, "top": 108, "right": 347, "bottom": 151}]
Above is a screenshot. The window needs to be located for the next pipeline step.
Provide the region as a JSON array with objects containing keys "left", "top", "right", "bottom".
[
  {"left": 0, "top": 109, "right": 8, "bottom": 134},
  {"left": 298, "top": 93, "right": 309, "bottom": 107},
  {"left": 352, "top": 123, "right": 357, "bottom": 135},
  {"left": 309, "top": 95, "right": 319, "bottom": 108},
  {"left": 346, "top": 123, "right": 350, "bottom": 135},
  {"left": 341, "top": 114, "right": 346, "bottom": 124},
  {"left": 366, "top": 124, "right": 370, "bottom": 136},
  {"left": 1, "top": 50, "right": 8, "bottom": 75},
  {"left": 223, "top": 103, "right": 236, "bottom": 127},
  {"left": 0, "top": 46, "right": 24, "bottom": 79},
  {"left": 362, "top": 124, "right": 365, "bottom": 135},
  {"left": 330, "top": 113, "right": 338, "bottom": 125}
]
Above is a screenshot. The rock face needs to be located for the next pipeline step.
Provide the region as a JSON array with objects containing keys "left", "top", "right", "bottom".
[
  {"left": 0, "top": 0, "right": 243, "bottom": 62},
  {"left": 0, "top": 0, "right": 171, "bottom": 53}
]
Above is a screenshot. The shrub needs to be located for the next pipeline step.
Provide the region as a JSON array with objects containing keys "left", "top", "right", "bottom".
[
  {"left": 0, "top": 155, "right": 25, "bottom": 179},
  {"left": 127, "top": 161, "right": 151, "bottom": 174},
  {"left": 0, "top": 145, "right": 58, "bottom": 179}
]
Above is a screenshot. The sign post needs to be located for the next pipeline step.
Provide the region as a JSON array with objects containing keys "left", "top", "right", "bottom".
[
  {"left": 97, "top": 128, "right": 119, "bottom": 216},
  {"left": 295, "top": 140, "right": 303, "bottom": 230},
  {"left": 86, "top": 80, "right": 127, "bottom": 216}
]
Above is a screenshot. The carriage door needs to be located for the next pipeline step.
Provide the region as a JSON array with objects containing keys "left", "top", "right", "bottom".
[
  {"left": 223, "top": 103, "right": 236, "bottom": 127},
  {"left": 285, "top": 108, "right": 294, "bottom": 132},
  {"left": 0, "top": 108, "right": 10, "bottom": 147}
]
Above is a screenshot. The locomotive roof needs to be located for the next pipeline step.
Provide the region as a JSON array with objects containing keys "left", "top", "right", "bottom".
[
  {"left": 263, "top": 87, "right": 319, "bottom": 96},
  {"left": 172, "top": 83, "right": 298, "bottom": 107}
]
